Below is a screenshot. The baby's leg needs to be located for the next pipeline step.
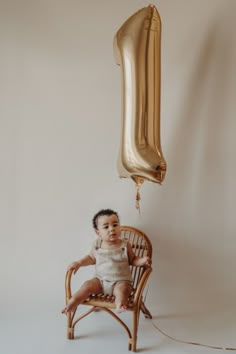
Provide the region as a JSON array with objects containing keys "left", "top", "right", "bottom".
[
  {"left": 61, "top": 277, "right": 102, "bottom": 314},
  {"left": 113, "top": 281, "right": 132, "bottom": 313}
]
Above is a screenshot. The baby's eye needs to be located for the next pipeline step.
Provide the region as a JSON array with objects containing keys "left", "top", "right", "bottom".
[
  {"left": 113, "top": 223, "right": 118, "bottom": 227},
  {"left": 103, "top": 226, "right": 109, "bottom": 229}
]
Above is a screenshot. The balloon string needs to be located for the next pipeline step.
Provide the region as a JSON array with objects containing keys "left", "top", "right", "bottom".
[{"left": 135, "top": 184, "right": 141, "bottom": 213}]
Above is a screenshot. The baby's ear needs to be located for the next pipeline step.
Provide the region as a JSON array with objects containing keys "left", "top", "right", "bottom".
[{"left": 95, "top": 229, "right": 100, "bottom": 237}]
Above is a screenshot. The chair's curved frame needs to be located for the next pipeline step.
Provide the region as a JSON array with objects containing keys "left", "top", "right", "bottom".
[{"left": 64, "top": 226, "right": 152, "bottom": 352}]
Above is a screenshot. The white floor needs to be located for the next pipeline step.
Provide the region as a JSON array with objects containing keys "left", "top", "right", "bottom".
[{"left": 2, "top": 303, "right": 235, "bottom": 354}]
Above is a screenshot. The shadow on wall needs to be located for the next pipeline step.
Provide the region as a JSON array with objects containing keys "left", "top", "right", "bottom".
[
  {"left": 166, "top": 17, "right": 234, "bottom": 208},
  {"left": 144, "top": 3, "right": 236, "bottom": 232}
]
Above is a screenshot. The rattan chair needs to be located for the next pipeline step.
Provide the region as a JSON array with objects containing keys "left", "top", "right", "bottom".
[{"left": 64, "top": 226, "right": 152, "bottom": 352}]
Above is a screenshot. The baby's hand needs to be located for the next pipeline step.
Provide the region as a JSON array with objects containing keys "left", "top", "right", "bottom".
[
  {"left": 67, "top": 261, "right": 80, "bottom": 274},
  {"left": 142, "top": 256, "right": 152, "bottom": 267}
]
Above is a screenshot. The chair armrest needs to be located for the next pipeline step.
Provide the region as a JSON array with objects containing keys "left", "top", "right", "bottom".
[
  {"left": 133, "top": 266, "right": 152, "bottom": 304},
  {"left": 65, "top": 269, "right": 74, "bottom": 302}
]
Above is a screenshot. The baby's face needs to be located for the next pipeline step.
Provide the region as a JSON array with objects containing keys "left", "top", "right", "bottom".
[{"left": 96, "top": 214, "right": 120, "bottom": 243}]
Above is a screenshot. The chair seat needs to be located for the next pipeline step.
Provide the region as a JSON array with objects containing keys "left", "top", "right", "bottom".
[{"left": 83, "top": 291, "right": 135, "bottom": 309}]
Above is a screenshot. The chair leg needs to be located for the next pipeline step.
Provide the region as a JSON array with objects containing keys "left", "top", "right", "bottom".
[
  {"left": 131, "top": 309, "right": 140, "bottom": 352},
  {"left": 67, "top": 327, "right": 74, "bottom": 339},
  {"left": 128, "top": 338, "right": 132, "bottom": 351},
  {"left": 67, "top": 313, "right": 74, "bottom": 339},
  {"left": 141, "top": 301, "right": 152, "bottom": 319}
]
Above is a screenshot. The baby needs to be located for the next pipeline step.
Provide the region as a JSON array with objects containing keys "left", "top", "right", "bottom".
[{"left": 61, "top": 209, "right": 151, "bottom": 314}]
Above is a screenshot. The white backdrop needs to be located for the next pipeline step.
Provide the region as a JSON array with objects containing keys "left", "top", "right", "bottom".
[{"left": 1, "top": 0, "right": 236, "bottom": 351}]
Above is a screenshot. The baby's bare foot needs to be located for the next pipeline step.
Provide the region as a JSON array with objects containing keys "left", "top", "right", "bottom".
[
  {"left": 61, "top": 307, "right": 68, "bottom": 314},
  {"left": 61, "top": 300, "right": 77, "bottom": 314},
  {"left": 116, "top": 304, "right": 128, "bottom": 313}
]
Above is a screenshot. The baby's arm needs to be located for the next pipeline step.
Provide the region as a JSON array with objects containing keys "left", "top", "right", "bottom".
[
  {"left": 127, "top": 242, "right": 152, "bottom": 267},
  {"left": 67, "top": 241, "right": 96, "bottom": 274}
]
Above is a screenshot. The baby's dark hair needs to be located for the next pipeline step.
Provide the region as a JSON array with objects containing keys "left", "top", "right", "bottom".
[{"left": 92, "top": 209, "right": 120, "bottom": 230}]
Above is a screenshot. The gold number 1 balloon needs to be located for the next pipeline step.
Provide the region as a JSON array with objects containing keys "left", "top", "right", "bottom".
[{"left": 114, "top": 5, "right": 167, "bottom": 207}]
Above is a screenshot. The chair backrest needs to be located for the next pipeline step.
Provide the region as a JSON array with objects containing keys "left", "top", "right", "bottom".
[{"left": 120, "top": 226, "right": 152, "bottom": 289}]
